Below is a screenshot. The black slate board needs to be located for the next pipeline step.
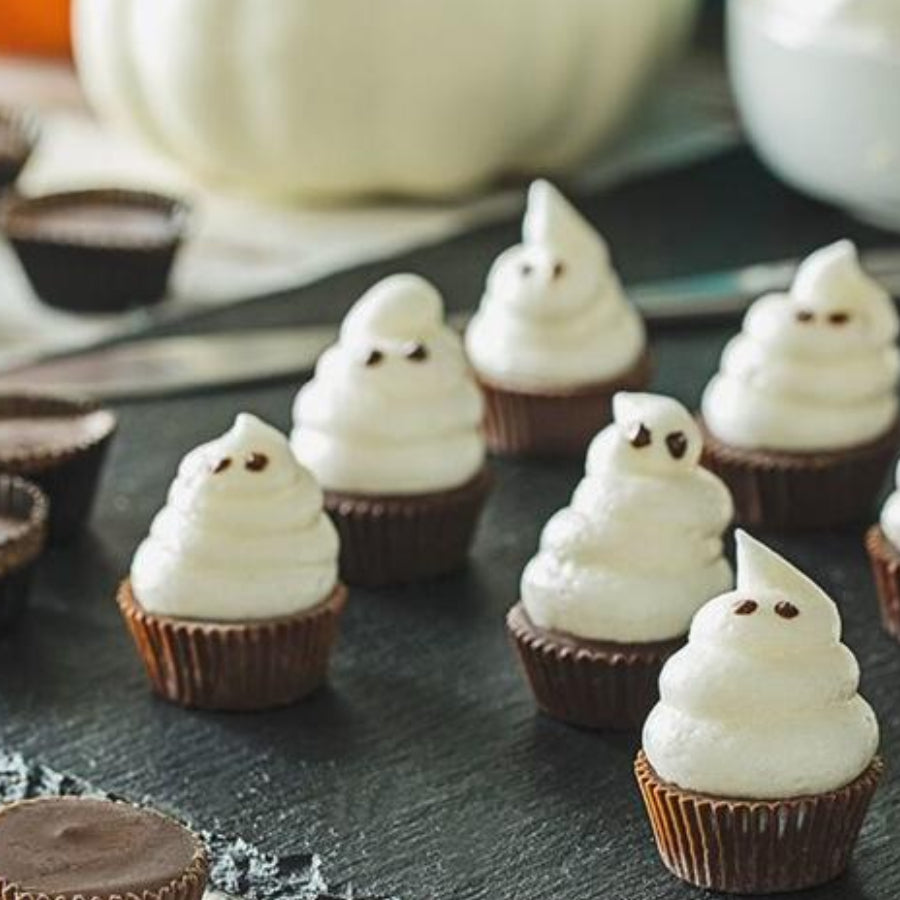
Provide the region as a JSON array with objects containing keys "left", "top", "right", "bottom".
[{"left": 1, "top": 149, "right": 899, "bottom": 900}]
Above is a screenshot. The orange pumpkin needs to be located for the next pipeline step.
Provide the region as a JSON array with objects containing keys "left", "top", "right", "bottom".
[{"left": 0, "top": 0, "right": 71, "bottom": 57}]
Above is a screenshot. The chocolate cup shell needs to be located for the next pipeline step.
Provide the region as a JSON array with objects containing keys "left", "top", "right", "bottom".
[
  {"left": 0, "top": 476, "right": 49, "bottom": 628},
  {"left": 865, "top": 525, "right": 900, "bottom": 642},
  {"left": 478, "top": 348, "right": 652, "bottom": 458},
  {"left": 635, "top": 751, "right": 883, "bottom": 895},
  {"left": 118, "top": 580, "right": 348, "bottom": 712},
  {"left": 0, "top": 189, "right": 188, "bottom": 314},
  {"left": 0, "top": 798, "right": 209, "bottom": 900},
  {"left": 506, "top": 603, "right": 682, "bottom": 730},
  {"left": 0, "top": 394, "right": 117, "bottom": 543},
  {"left": 700, "top": 417, "right": 900, "bottom": 531},
  {"left": 325, "top": 466, "right": 492, "bottom": 588}
]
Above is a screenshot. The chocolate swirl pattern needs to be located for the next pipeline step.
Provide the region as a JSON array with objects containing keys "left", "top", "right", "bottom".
[
  {"left": 292, "top": 274, "right": 485, "bottom": 494},
  {"left": 465, "top": 180, "right": 645, "bottom": 391},
  {"left": 643, "top": 531, "right": 879, "bottom": 799},
  {"left": 131, "top": 413, "right": 338, "bottom": 620},
  {"left": 702, "top": 240, "right": 900, "bottom": 451},
  {"left": 521, "top": 393, "right": 733, "bottom": 642}
]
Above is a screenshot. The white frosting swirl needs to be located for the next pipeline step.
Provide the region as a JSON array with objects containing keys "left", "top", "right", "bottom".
[
  {"left": 879, "top": 459, "right": 900, "bottom": 549},
  {"left": 521, "top": 393, "right": 733, "bottom": 643},
  {"left": 644, "top": 530, "right": 879, "bottom": 799},
  {"left": 132, "top": 413, "right": 339, "bottom": 621},
  {"left": 291, "top": 274, "right": 485, "bottom": 495},
  {"left": 702, "top": 240, "right": 900, "bottom": 451},
  {"left": 465, "top": 180, "right": 646, "bottom": 391}
]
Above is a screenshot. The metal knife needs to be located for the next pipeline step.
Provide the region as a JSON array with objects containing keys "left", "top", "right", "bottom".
[{"left": 3, "top": 247, "right": 900, "bottom": 400}]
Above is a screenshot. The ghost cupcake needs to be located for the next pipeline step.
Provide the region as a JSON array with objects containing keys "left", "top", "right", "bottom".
[
  {"left": 465, "top": 180, "right": 650, "bottom": 457},
  {"left": 507, "top": 392, "right": 733, "bottom": 729},
  {"left": 292, "top": 274, "right": 491, "bottom": 587},
  {"left": 118, "top": 413, "right": 346, "bottom": 711},
  {"left": 701, "top": 240, "right": 900, "bottom": 530},
  {"left": 866, "top": 461, "right": 900, "bottom": 642},
  {"left": 636, "top": 531, "right": 882, "bottom": 894}
]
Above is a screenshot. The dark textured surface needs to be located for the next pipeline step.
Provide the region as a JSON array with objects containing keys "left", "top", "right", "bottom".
[{"left": 1, "top": 148, "right": 900, "bottom": 900}]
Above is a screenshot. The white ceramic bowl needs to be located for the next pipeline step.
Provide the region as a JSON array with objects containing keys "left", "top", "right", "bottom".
[{"left": 728, "top": 0, "right": 900, "bottom": 230}]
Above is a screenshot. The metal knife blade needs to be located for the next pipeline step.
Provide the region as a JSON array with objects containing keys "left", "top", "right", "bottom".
[{"left": 3, "top": 248, "right": 899, "bottom": 400}]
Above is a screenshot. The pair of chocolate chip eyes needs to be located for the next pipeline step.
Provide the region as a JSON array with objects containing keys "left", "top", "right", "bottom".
[
  {"left": 734, "top": 599, "right": 800, "bottom": 619},
  {"left": 212, "top": 453, "right": 268, "bottom": 474},
  {"left": 520, "top": 261, "right": 566, "bottom": 280},
  {"left": 364, "top": 343, "right": 428, "bottom": 367},
  {"left": 796, "top": 310, "right": 851, "bottom": 325},
  {"left": 629, "top": 423, "right": 688, "bottom": 460}
]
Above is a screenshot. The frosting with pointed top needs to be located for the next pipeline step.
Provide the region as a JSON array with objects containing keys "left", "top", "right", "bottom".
[
  {"left": 131, "top": 413, "right": 339, "bottom": 621},
  {"left": 465, "top": 180, "right": 646, "bottom": 391},
  {"left": 291, "top": 274, "right": 485, "bottom": 494},
  {"left": 702, "top": 240, "right": 900, "bottom": 451},
  {"left": 521, "top": 393, "right": 733, "bottom": 643},
  {"left": 879, "top": 459, "right": 900, "bottom": 550},
  {"left": 643, "top": 531, "right": 879, "bottom": 799}
]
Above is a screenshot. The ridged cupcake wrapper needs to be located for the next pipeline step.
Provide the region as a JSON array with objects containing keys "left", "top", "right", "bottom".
[
  {"left": 0, "top": 395, "right": 117, "bottom": 543},
  {"left": 0, "top": 476, "right": 49, "bottom": 628},
  {"left": 118, "top": 580, "right": 348, "bottom": 712},
  {"left": 865, "top": 525, "right": 900, "bottom": 642},
  {"left": 325, "top": 467, "right": 492, "bottom": 588},
  {"left": 506, "top": 603, "right": 681, "bottom": 731},
  {"left": 635, "top": 751, "right": 883, "bottom": 895},
  {"left": 1, "top": 827, "right": 208, "bottom": 900},
  {"left": 479, "top": 350, "right": 652, "bottom": 458},
  {"left": 700, "top": 418, "right": 900, "bottom": 531}
]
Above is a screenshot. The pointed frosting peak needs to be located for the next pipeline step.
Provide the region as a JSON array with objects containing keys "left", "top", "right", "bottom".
[
  {"left": 735, "top": 530, "right": 831, "bottom": 607},
  {"left": 341, "top": 273, "right": 443, "bottom": 344},
  {"left": 522, "top": 179, "right": 607, "bottom": 260}
]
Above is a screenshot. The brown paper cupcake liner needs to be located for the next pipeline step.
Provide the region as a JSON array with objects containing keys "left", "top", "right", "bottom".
[
  {"left": 118, "top": 580, "right": 348, "bottom": 711},
  {"left": 0, "top": 476, "right": 49, "bottom": 628},
  {"left": 478, "top": 349, "right": 652, "bottom": 458},
  {"left": 0, "top": 189, "right": 188, "bottom": 313},
  {"left": 865, "top": 525, "right": 900, "bottom": 642},
  {"left": 325, "top": 466, "right": 492, "bottom": 588},
  {"left": 700, "top": 417, "right": 900, "bottom": 531},
  {"left": 0, "top": 394, "right": 117, "bottom": 543},
  {"left": 506, "top": 603, "right": 682, "bottom": 730},
  {"left": 0, "top": 801, "right": 209, "bottom": 900},
  {"left": 635, "top": 750, "right": 883, "bottom": 894}
]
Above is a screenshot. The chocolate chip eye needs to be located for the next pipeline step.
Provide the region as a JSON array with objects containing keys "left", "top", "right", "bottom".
[
  {"left": 405, "top": 342, "right": 428, "bottom": 362},
  {"left": 666, "top": 431, "right": 688, "bottom": 460},
  {"left": 211, "top": 456, "right": 231, "bottom": 474},
  {"left": 364, "top": 349, "right": 384, "bottom": 367},
  {"left": 775, "top": 601, "right": 799, "bottom": 619},
  {"left": 796, "top": 310, "right": 815, "bottom": 323},
  {"left": 520, "top": 263, "right": 533, "bottom": 277},
  {"left": 829, "top": 311, "right": 850, "bottom": 326},
  {"left": 734, "top": 599, "right": 758, "bottom": 616},
  {"left": 629, "top": 423, "right": 652, "bottom": 449},
  {"left": 552, "top": 261, "right": 566, "bottom": 280},
  {"left": 245, "top": 452, "right": 269, "bottom": 472}
]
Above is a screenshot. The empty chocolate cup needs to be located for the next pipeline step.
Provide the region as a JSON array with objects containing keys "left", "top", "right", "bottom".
[
  {"left": 0, "top": 394, "right": 117, "bottom": 542},
  {"left": 0, "top": 188, "right": 188, "bottom": 313},
  {"left": 0, "top": 476, "right": 48, "bottom": 627},
  {"left": 0, "top": 107, "right": 38, "bottom": 192}
]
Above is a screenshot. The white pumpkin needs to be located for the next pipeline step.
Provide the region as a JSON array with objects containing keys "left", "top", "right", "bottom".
[{"left": 73, "top": 0, "right": 698, "bottom": 200}]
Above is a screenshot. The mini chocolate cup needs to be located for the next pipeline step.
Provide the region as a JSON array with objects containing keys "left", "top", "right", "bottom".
[
  {"left": 325, "top": 466, "right": 492, "bottom": 588},
  {"left": 635, "top": 751, "right": 883, "bottom": 895},
  {"left": 0, "top": 797, "right": 209, "bottom": 900},
  {"left": 865, "top": 525, "right": 900, "bottom": 643},
  {"left": 0, "top": 476, "right": 49, "bottom": 628},
  {"left": 477, "top": 349, "right": 652, "bottom": 458},
  {"left": 700, "top": 417, "right": 900, "bottom": 531},
  {"left": 0, "top": 108, "right": 38, "bottom": 192},
  {"left": 506, "top": 603, "right": 682, "bottom": 730},
  {"left": 0, "top": 394, "right": 117, "bottom": 543},
  {"left": 118, "top": 579, "right": 348, "bottom": 712},
  {"left": 0, "top": 189, "right": 188, "bottom": 314}
]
